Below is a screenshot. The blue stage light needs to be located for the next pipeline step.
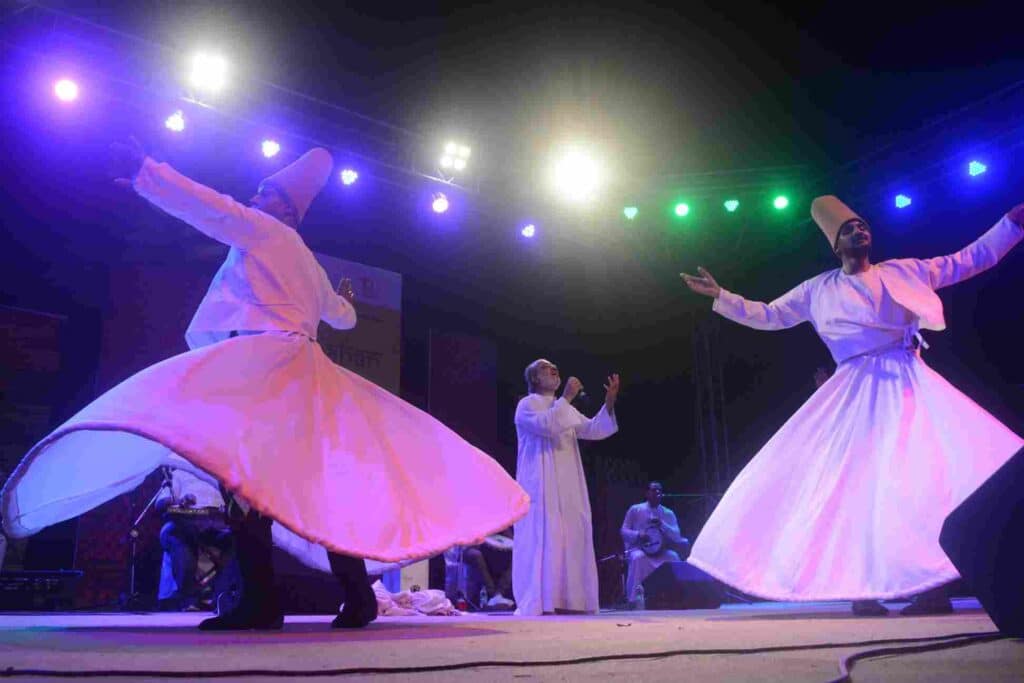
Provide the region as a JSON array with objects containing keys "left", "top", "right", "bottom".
[
  {"left": 432, "top": 193, "right": 449, "bottom": 214},
  {"left": 261, "top": 139, "right": 281, "bottom": 158},
  {"left": 54, "top": 78, "right": 79, "bottom": 102},
  {"left": 895, "top": 194, "right": 912, "bottom": 209},
  {"left": 165, "top": 110, "right": 185, "bottom": 132}
]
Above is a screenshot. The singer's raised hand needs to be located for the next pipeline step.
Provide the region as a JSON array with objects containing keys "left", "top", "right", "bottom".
[
  {"left": 680, "top": 267, "right": 721, "bottom": 299},
  {"left": 604, "top": 373, "right": 620, "bottom": 412},
  {"left": 563, "top": 376, "right": 583, "bottom": 403}
]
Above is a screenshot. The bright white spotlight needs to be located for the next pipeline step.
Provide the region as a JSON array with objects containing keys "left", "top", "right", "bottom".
[
  {"left": 551, "top": 147, "right": 603, "bottom": 202},
  {"left": 53, "top": 78, "right": 79, "bottom": 102},
  {"left": 340, "top": 169, "right": 359, "bottom": 185},
  {"left": 440, "top": 141, "right": 471, "bottom": 173},
  {"left": 188, "top": 52, "right": 228, "bottom": 93},
  {"left": 165, "top": 110, "right": 186, "bottom": 132},
  {"left": 432, "top": 193, "right": 449, "bottom": 214},
  {"left": 521, "top": 224, "right": 536, "bottom": 238},
  {"left": 261, "top": 139, "right": 281, "bottom": 158}
]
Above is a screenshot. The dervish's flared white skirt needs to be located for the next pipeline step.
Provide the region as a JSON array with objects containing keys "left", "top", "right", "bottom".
[
  {"left": 1, "top": 332, "right": 529, "bottom": 562},
  {"left": 688, "top": 346, "right": 1023, "bottom": 601}
]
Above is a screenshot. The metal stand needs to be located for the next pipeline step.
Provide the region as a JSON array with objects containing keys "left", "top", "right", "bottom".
[
  {"left": 597, "top": 552, "right": 628, "bottom": 607},
  {"left": 121, "top": 466, "right": 173, "bottom": 611},
  {"left": 693, "top": 316, "right": 729, "bottom": 520}
]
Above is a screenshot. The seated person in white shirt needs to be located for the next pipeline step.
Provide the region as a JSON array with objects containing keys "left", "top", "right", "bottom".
[
  {"left": 155, "top": 468, "right": 237, "bottom": 611},
  {"left": 620, "top": 482, "right": 689, "bottom": 606}
]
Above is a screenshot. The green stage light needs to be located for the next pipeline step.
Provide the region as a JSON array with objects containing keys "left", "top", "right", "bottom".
[
  {"left": 623, "top": 206, "right": 639, "bottom": 220},
  {"left": 724, "top": 199, "right": 739, "bottom": 213},
  {"left": 674, "top": 202, "right": 690, "bottom": 217},
  {"left": 773, "top": 195, "right": 790, "bottom": 210}
]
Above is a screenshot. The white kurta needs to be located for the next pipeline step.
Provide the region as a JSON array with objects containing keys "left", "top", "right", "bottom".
[
  {"left": 512, "top": 395, "right": 618, "bottom": 615},
  {"left": 688, "top": 215, "right": 1024, "bottom": 601},
  {"left": 620, "top": 503, "right": 684, "bottom": 600},
  {"left": 1, "top": 158, "right": 530, "bottom": 563}
]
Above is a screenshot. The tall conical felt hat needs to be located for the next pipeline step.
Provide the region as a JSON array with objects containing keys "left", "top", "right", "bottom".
[
  {"left": 810, "top": 195, "right": 863, "bottom": 248},
  {"left": 260, "top": 148, "right": 333, "bottom": 224}
]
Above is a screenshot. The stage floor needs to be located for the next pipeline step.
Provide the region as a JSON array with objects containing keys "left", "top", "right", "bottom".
[{"left": 1, "top": 599, "right": 1020, "bottom": 682}]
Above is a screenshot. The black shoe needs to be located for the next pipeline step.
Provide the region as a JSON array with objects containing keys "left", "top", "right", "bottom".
[
  {"left": 851, "top": 600, "right": 889, "bottom": 617},
  {"left": 331, "top": 581, "right": 377, "bottom": 629},
  {"left": 198, "top": 602, "right": 284, "bottom": 631}
]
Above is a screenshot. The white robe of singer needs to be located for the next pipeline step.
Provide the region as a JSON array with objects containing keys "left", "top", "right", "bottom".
[{"left": 512, "top": 394, "right": 618, "bottom": 615}]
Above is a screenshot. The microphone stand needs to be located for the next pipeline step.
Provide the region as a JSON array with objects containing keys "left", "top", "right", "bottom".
[
  {"left": 597, "top": 552, "right": 628, "bottom": 608},
  {"left": 122, "top": 466, "right": 173, "bottom": 611}
]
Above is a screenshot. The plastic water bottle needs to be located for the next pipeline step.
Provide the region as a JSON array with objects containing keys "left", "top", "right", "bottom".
[
  {"left": 479, "top": 586, "right": 489, "bottom": 610},
  {"left": 635, "top": 585, "right": 645, "bottom": 611}
]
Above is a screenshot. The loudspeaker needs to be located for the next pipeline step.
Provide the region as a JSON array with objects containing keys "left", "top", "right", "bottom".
[
  {"left": 642, "top": 561, "right": 723, "bottom": 610},
  {"left": 940, "top": 447, "right": 1024, "bottom": 636}
]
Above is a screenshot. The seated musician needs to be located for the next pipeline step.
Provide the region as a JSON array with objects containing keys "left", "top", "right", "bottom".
[
  {"left": 445, "top": 527, "right": 515, "bottom": 609},
  {"left": 155, "top": 468, "right": 237, "bottom": 611},
  {"left": 620, "top": 481, "right": 689, "bottom": 607}
]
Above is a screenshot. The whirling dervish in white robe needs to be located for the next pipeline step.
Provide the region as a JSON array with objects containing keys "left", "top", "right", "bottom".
[
  {"left": 682, "top": 196, "right": 1024, "bottom": 602},
  {"left": 512, "top": 360, "right": 619, "bottom": 615},
  {"left": 1, "top": 145, "right": 529, "bottom": 565}
]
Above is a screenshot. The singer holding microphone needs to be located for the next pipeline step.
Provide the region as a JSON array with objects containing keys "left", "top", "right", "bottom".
[{"left": 512, "top": 360, "right": 620, "bottom": 615}]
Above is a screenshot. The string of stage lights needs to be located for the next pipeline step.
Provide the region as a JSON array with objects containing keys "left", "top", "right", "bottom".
[
  {"left": 25, "top": 1, "right": 1024, "bottom": 247},
  {"left": 47, "top": 62, "right": 1019, "bottom": 240}
]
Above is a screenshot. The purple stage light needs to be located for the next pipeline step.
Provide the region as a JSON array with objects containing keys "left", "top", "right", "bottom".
[
  {"left": 340, "top": 169, "right": 358, "bottom": 185},
  {"left": 54, "top": 78, "right": 79, "bottom": 102},
  {"left": 165, "top": 110, "right": 186, "bottom": 132},
  {"left": 431, "top": 193, "right": 449, "bottom": 214},
  {"left": 521, "top": 224, "right": 536, "bottom": 238},
  {"left": 262, "top": 139, "right": 281, "bottom": 158}
]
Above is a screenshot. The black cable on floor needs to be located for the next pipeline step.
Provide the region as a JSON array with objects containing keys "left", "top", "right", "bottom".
[
  {"left": 0, "top": 630, "right": 1000, "bottom": 678},
  {"left": 825, "top": 631, "right": 1007, "bottom": 683}
]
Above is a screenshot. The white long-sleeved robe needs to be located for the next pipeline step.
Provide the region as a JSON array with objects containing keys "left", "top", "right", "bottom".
[
  {"left": 1, "top": 159, "right": 530, "bottom": 563},
  {"left": 126, "top": 157, "right": 359, "bottom": 350},
  {"left": 512, "top": 394, "right": 618, "bottom": 615},
  {"left": 620, "top": 503, "right": 684, "bottom": 600},
  {"left": 688, "top": 215, "right": 1024, "bottom": 600}
]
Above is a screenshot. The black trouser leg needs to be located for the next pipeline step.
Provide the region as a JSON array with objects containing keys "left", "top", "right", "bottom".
[
  {"left": 327, "top": 551, "right": 377, "bottom": 629},
  {"left": 198, "top": 511, "right": 282, "bottom": 630}
]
